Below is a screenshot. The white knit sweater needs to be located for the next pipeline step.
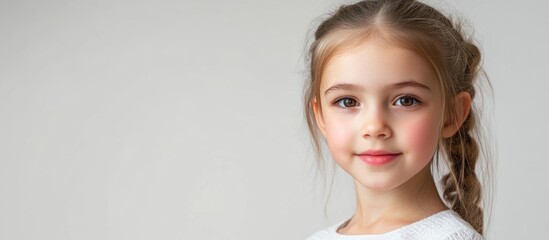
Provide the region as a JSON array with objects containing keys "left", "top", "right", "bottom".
[{"left": 306, "top": 210, "right": 483, "bottom": 240}]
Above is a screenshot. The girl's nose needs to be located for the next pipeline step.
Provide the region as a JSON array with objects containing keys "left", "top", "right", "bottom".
[{"left": 361, "top": 108, "right": 392, "bottom": 139}]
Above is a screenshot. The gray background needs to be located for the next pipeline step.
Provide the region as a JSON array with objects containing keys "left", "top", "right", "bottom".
[{"left": 0, "top": 0, "right": 547, "bottom": 239}]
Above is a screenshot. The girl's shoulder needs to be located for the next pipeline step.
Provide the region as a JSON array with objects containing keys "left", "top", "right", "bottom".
[{"left": 305, "top": 210, "right": 483, "bottom": 240}]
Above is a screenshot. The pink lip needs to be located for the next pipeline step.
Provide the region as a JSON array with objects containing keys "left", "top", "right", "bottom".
[{"left": 357, "top": 150, "right": 401, "bottom": 165}]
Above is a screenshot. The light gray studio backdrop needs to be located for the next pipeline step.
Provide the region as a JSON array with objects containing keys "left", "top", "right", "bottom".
[{"left": 1, "top": 0, "right": 548, "bottom": 239}]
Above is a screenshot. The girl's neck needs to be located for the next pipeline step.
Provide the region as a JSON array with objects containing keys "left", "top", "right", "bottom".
[{"left": 340, "top": 165, "right": 448, "bottom": 235}]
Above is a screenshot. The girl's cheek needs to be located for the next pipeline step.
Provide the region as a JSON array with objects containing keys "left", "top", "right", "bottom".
[
  {"left": 326, "top": 123, "right": 348, "bottom": 146},
  {"left": 325, "top": 120, "right": 353, "bottom": 155},
  {"left": 402, "top": 115, "right": 440, "bottom": 160}
]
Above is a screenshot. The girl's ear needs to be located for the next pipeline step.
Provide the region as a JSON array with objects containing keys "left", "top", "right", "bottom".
[
  {"left": 441, "top": 91, "right": 472, "bottom": 138},
  {"left": 312, "top": 98, "right": 327, "bottom": 137}
]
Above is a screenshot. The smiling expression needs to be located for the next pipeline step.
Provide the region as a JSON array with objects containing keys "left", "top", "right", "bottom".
[{"left": 313, "top": 39, "right": 445, "bottom": 191}]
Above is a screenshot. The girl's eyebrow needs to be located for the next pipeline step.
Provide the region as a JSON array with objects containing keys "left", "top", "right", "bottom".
[
  {"left": 324, "top": 80, "right": 431, "bottom": 96},
  {"left": 392, "top": 81, "right": 432, "bottom": 91}
]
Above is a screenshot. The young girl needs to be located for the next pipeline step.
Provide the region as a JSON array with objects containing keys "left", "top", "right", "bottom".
[{"left": 303, "top": 0, "right": 492, "bottom": 239}]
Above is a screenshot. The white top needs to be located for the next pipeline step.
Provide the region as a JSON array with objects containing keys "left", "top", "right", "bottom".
[{"left": 306, "top": 210, "right": 483, "bottom": 240}]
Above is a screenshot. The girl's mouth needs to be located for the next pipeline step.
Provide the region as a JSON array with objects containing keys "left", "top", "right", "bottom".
[{"left": 357, "top": 151, "right": 401, "bottom": 165}]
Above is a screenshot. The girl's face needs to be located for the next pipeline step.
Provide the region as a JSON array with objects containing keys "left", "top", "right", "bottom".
[{"left": 313, "top": 39, "right": 444, "bottom": 191}]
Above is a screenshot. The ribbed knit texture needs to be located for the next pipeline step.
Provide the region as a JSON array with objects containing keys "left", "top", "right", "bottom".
[{"left": 306, "top": 210, "right": 482, "bottom": 240}]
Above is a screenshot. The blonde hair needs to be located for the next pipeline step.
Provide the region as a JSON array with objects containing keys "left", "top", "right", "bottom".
[{"left": 303, "top": 0, "right": 494, "bottom": 234}]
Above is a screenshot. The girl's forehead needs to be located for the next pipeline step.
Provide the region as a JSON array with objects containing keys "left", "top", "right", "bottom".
[{"left": 320, "top": 39, "right": 440, "bottom": 93}]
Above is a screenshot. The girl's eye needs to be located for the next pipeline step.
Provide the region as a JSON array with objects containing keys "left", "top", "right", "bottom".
[
  {"left": 335, "top": 97, "right": 358, "bottom": 108},
  {"left": 394, "top": 96, "right": 421, "bottom": 107}
]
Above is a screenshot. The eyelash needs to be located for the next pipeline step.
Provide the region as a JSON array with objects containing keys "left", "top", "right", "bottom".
[
  {"left": 332, "top": 95, "right": 422, "bottom": 109},
  {"left": 333, "top": 97, "right": 359, "bottom": 108},
  {"left": 394, "top": 95, "right": 422, "bottom": 107}
]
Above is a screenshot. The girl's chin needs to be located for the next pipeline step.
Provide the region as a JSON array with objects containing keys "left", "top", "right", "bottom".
[{"left": 352, "top": 175, "right": 407, "bottom": 192}]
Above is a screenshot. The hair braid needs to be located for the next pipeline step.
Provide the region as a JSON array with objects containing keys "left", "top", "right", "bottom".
[
  {"left": 441, "top": 115, "right": 483, "bottom": 233},
  {"left": 441, "top": 41, "right": 484, "bottom": 234}
]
